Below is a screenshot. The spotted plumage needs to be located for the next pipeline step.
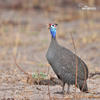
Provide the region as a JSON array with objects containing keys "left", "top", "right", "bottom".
[{"left": 46, "top": 24, "right": 88, "bottom": 94}]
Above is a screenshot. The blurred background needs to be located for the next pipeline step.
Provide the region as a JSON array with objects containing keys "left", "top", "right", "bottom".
[{"left": 0, "top": 0, "right": 100, "bottom": 99}]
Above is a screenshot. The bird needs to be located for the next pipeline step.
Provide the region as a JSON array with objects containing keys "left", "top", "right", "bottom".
[{"left": 46, "top": 24, "right": 88, "bottom": 94}]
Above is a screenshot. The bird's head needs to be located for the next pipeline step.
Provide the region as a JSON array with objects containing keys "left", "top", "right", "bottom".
[{"left": 48, "top": 24, "right": 58, "bottom": 39}]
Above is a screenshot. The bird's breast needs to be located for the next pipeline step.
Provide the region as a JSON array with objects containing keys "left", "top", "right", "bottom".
[
  {"left": 46, "top": 50, "right": 54, "bottom": 61},
  {"left": 46, "top": 47, "right": 56, "bottom": 64}
]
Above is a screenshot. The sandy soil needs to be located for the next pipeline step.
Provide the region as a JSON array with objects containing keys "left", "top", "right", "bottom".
[{"left": 0, "top": 9, "right": 100, "bottom": 100}]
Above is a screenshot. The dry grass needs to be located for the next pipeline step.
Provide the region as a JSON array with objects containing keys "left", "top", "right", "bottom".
[{"left": 0, "top": 0, "right": 100, "bottom": 99}]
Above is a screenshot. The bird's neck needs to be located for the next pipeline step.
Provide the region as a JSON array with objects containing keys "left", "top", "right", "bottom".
[
  {"left": 51, "top": 36, "right": 56, "bottom": 40},
  {"left": 50, "top": 28, "right": 56, "bottom": 39},
  {"left": 50, "top": 36, "right": 58, "bottom": 46},
  {"left": 51, "top": 36, "right": 56, "bottom": 42}
]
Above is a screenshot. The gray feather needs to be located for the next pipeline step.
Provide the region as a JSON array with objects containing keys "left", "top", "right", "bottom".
[{"left": 46, "top": 38, "right": 88, "bottom": 92}]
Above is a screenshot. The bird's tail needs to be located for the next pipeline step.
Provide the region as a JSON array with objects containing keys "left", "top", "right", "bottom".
[{"left": 78, "top": 80, "right": 88, "bottom": 93}]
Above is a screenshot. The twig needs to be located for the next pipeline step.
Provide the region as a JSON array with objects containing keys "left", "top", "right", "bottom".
[
  {"left": 70, "top": 33, "right": 77, "bottom": 53},
  {"left": 70, "top": 31, "right": 87, "bottom": 93},
  {"left": 47, "top": 82, "right": 52, "bottom": 100},
  {"left": 70, "top": 32, "right": 78, "bottom": 98},
  {"left": 89, "top": 72, "right": 100, "bottom": 78},
  {"left": 14, "top": 56, "right": 29, "bottom": 75},
  {"left": 14, "top": 56, "right": 36, "bottom": 85}
]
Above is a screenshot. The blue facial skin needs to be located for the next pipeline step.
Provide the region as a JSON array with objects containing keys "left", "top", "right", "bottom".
[{"left": 50, "top": 26, "right": 56, "bottom": 39}]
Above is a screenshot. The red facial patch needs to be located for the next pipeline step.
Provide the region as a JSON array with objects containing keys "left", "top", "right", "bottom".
[
  {"left": 49, "top": 24, "right": 52, "bottom": 27},
  {"left": 54, "top": 25, "right": 56, "bottom": 27},
  {"left": 49, "top": 24, "right": 57, "bottom": 28}
]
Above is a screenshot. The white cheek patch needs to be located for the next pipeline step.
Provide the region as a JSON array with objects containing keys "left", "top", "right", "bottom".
[
  {"left": 51, "top": 25, "right": 56, "bottom": 29},
  {"left": 51, "top": 25, "right": 54, "bottom": 28}
]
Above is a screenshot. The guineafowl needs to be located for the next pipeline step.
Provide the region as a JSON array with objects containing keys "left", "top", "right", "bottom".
[{"left": 46, "top": 24, "right": 88, "bottom": 94}]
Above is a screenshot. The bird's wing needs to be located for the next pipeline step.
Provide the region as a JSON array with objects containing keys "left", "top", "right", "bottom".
[{"left": 57, "top": 46, "right": 88, "bottom": 80}]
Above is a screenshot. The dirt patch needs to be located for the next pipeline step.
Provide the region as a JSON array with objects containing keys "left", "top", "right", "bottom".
[{"left": 0, "top": 7, "right": 100, "bottom": 99}]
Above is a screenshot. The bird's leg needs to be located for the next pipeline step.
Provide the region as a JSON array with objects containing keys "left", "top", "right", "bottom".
[
  {"left": 62, "top": 82, "right": 65, "bottom": 94},
  {"left": 67, "top": 84, "right": 70, "bottom": 94}
]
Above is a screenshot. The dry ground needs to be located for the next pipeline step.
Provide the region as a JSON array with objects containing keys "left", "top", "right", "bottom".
[{"left": 0, "top": 8, "right": 100, "bottom": 100}]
